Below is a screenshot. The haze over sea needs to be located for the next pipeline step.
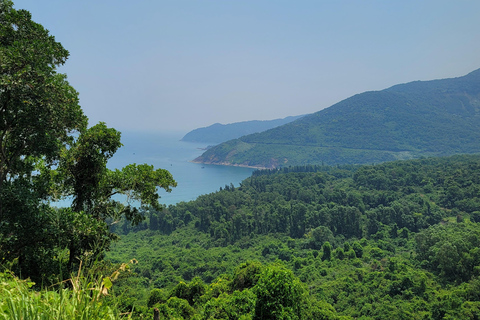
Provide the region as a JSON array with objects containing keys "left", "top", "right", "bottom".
[{"left": 108, "top": 131, "right": 255, "bottom": 206}]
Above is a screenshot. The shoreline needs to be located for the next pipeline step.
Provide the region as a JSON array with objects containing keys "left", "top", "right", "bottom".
[{"left": 190, "top": 160, "right": 268, "bottom": 170}]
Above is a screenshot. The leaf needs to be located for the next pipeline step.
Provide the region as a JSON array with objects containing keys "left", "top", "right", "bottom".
[{"left": 102, "top": 277, "right": 113, "bottom": 290}]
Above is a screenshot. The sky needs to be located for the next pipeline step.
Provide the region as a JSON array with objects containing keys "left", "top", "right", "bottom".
[{"left": 12, "top": 0, "right": 480, "bottom": 133}]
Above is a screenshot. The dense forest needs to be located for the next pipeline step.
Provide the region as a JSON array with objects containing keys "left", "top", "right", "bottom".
[
  {"left": 195, "top": 68, "right": 480, "bottom": 168},
  {"left": 3, "top": 1, "right": 480, "bottom": 319},
  {"left": 125, "top": 154, "right": 480, "bottom": 242},
  {"left": 102, "top": 154, "right": 480, "bottom": 319}
]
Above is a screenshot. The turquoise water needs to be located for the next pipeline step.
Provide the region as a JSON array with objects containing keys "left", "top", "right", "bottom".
[{"left": 108, "top": 131, "right": 255, "bottom": 206}]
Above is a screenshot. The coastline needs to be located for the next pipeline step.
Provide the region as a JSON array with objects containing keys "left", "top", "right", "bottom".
[{"left": 190, "top": 160, "right": 268, "bottom": 170}]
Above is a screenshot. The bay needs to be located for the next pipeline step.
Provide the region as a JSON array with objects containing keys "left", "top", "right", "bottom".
[{"left": 107, "top": 131, "right": 255, "bottom": 206}]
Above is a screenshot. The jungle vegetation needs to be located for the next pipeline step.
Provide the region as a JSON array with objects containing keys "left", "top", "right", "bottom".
[{"left": 105, "top": 154, "right": 480, "bottom": 319}]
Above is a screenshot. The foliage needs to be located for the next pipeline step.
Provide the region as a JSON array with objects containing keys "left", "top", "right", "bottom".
[
  {"left": 0, "top": 267, "right": 129, "bottom": 320},
  {"left": 105, "top": 154, "right": 480, "bottom": 319},
  {"left": 0, "top": 0, "right": 87, "bottom": 190},
  {"left": 54, "top": 122, "right": 176, "bottom": 271},
  {"left": 252, "top": 264, "right": 308, "bottom": 320},
  {"left": 134, "top": 260, "right": 343, "bottom": 320},
  {"left": 202, "top": 289, "right": 256, "bottom": 320},
  {"left": 0, "top": 0, "right": 87, "bottom": 282},
  {"left": 415, "top": 222, "right": 480, "bottom": 283},
  {"left": 3, "top": 148, "right": 480, "bottom": 318},
  {"left": 124, "top": 155, "right": 480, "bottom": 248},
  {"left": 231, "top": 261, "right": 263, "bottom": 292},
  {"left": 0, "top": 1, "right": 176, "bottom": 285}
]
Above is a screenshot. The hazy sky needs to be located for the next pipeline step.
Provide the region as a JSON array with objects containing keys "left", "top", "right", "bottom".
[{"left": 13, "top": 0, "right": 480, "bottom": 133}]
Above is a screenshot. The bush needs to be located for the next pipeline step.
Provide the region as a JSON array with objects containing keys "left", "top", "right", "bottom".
[{"left": 253, "top": 264, "right": 308, "bottom": 320}]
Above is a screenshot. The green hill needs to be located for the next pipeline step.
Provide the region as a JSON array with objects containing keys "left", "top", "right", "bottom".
[
  {"left": 181, "top": 115, "right": 305, "bottom": 144},
  {"left": 194, "top": 69, "right": 480, "bottom": 168},
  {"left": 106, "top": 154, "right": 480, "bottom": 319}
]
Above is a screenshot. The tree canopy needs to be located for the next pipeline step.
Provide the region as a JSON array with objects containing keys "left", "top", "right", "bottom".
[{"left": 0, "top": 0, "right": 87, "bottom": 214}]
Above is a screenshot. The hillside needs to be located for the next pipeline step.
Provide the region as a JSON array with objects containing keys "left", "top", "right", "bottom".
[
  {"left": 181, "top": 115, "right": 305, "bottom": 144},
  {"left": 194, "top": 68, "right": 480, "bottom": 168},
  {"left": 106, "top": 154, "right": 480, "bottom": 319}
]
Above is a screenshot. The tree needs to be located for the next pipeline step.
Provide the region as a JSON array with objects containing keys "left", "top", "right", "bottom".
[
  {"left": 310, "top": 226, "right": 335, "bottom": 250},
  {"left": 54, "top": 122, "right": 177, "bottom": 271},
  {"left": 253, "top": 264, "right": 308, "bottom": 320},
  {"left": 0, "top": 0, "right": 87, "bottom": 214},
  {"left": 0, "top": 1, "right": 176, "bottom": 281},
  {"left": 415, "top": 222, "right": 480, "bottom": 282},
  {"left": 322, "top": 242, "right": 332, "bottom": 261},
  {"left": 0, "top": 0, "right": 86, "bottom": 279},
  {"left": 231, "top": 261, "right": 263, "bottom": 292}
]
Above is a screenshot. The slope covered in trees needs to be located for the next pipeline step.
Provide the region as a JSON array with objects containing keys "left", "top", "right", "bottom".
[
  {"left": 195, "top": 69, "right": 480, "bottom": 168},
  {"left": 181, "top": 115, "right": 305, "bottom": 144},
  {"left": 118, "top": 154, "right": 480, "bottom": 245},
  {"left": 104, "top": 154, "right": 480, "bottom": 319}
]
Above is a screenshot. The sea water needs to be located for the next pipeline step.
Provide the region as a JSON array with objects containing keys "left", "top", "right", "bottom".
[{"left": 107, "top": 131, "right": 255, "bottom": 206}]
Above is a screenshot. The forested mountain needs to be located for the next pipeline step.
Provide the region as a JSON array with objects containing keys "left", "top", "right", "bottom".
[
  {"left": 106, "top": 154, "right": 480, "bottom": 319},
  {"left": 195, "top": 69, "right": 480, "bottom": 168},
  {"left": 181, "top": 115, "right": 305, "bottom": 144}
]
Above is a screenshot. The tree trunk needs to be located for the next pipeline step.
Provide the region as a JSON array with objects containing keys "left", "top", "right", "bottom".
[
  {"left": 68, "top": 242, "right": 76, "bottom": 272},
  {"left": 0, "top": 180, "right": 3, "bottom": 219},
  {"left": 153, "top": 308, "right": 160, "bottom": 320},
  {"left": 0, "top": 171, "right": 4, "bottom": 219}
]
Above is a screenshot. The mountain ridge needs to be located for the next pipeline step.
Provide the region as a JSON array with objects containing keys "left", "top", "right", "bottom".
[
  {"left": 194, "top": 68, "right": 480, "bottom": 168},
  {"left": 181, "top": 115, "right": 305, "bottom": 144}
]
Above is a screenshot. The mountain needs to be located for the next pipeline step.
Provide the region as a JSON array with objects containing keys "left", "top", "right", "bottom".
[
  {"left": 194, "top": 68, "right": 480, "bottom": 168},
  {"left": 181, "top": 115, "right": 305, "bottom": 144}
]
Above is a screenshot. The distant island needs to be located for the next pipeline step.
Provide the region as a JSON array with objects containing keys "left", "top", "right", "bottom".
[
  {"left": 194, "top": 68, "right": 480, "bottom": 168},
  {"left": 181, "top": 115, "right": 305, "bottom": 144}
]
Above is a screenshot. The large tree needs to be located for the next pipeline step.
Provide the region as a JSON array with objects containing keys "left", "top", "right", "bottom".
[
  {"left": 0, "top": 0, "right": 87, "bottom": 214},
  {"left": 0, "top": 0, "right": 87, "bottom": 280},
  {"left": 0, "top": 1, "right": 176, "bottom": 282},
  {"left": 55, "top": 122, "right": 176, "bottom": 270}
]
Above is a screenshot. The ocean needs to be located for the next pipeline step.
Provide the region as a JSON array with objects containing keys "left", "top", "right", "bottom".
[{"left": 107, "top": 131, "right": 255, "bottom": 206}]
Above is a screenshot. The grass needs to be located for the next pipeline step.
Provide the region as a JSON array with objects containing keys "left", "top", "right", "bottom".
[{"left": 0, "top": 263, "right": 131, "bottom": 320}]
